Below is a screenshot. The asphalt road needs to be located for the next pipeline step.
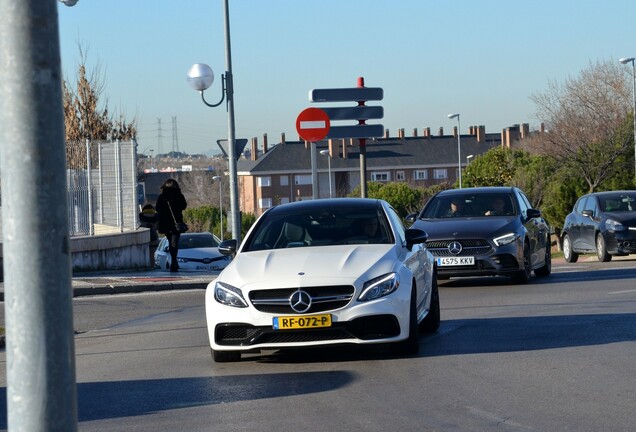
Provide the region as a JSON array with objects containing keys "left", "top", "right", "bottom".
[{"left": 1, "top": 258, "right": 636, "bottom": 431}]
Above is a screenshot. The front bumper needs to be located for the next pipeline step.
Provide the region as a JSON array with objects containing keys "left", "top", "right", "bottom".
[
  {"left": 205, "top": 281, "right": 411, "bottom": 352},
  {"left": 427, "top": 238, "right": 522, "bottom": 277}
]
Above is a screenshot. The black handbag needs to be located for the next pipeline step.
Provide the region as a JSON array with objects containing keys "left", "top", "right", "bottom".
[{"left": 167, "top": 201, "right": 188, "bottom": 233}]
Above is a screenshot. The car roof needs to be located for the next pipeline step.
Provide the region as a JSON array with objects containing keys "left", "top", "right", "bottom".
[
  {"left": 267, "top": 198, "right": 386, "bottom": 216},
  {"left": 435, "top": 186, "right": 516, "bottom": 196},
  {"left": 584, "top": 190, "right": 636, "bottom": 197}
]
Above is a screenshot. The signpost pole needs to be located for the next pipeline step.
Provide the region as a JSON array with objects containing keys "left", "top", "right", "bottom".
[{"left": 357, "top": 77, "right": 367, "bottom": 198}]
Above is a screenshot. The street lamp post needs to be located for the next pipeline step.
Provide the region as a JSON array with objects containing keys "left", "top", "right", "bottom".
[
  {"left": 319, "top": 149, "right": 332, "bottom": 198},
  {"left": 448, "top": 113, "right": 462, "bottom": 188},
  {"left": 466, "top": 154, "right": 474, "bottom": 164},
  {"left": 213, "top": 175, "right": 223, "bottom": 241},
  {"left": 187, "top": 0, "right": 241, "bottom": 243},
  {"left": 619, "top": 57, "right": 636, "bottom": 184}
]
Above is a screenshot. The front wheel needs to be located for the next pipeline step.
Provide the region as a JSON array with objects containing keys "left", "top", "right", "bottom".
[
  {"left": 420, "top": 272, "right": 440, "bottom": 333},
  {"left": 596, "top": 233, "right": 612, "bottom": 262},
  {"left": 391, "top": 284, "right": 420, "bottom": 356},
  {"left": 511, "top": 242, "right": 531, "bottom": 284},
  {"left": 535, "top": 241, "right": 552, "bottom": 277},
  {"left": 563, "top": 234, "right": 578, "bottom": 263}
]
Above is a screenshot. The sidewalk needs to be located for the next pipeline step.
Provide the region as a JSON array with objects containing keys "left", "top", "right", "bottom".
[{"left": 0, "top": 269, "right": 215, "bottom": 302}]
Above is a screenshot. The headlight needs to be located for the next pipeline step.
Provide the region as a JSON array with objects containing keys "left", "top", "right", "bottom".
[
  {"left": 606, "top": 219, "right": 627, "bottom": 232},
  {"left": 493, "top": 233, "right": 516, "bottom": 246},
  {"left": 214, "top": 281, "right": 248, "bottom": 308},
  {"left": 358, "top": 273, "right": 399, "bottom": 302}
]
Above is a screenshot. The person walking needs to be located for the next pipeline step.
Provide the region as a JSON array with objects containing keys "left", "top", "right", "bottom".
[{"left": 156, "top": 178, "right": 187, "bottom": 272}]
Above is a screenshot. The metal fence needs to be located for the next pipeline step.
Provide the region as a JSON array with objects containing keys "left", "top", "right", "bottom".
[{"left": 67, "top": 139, "right": 138, "bottom": 236}]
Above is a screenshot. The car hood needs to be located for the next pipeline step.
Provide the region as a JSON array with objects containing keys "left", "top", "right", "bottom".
[
  {"left": 413, "top": 216, "right": 518, "bottom": 240},
  {"left": 178, "top": 247, "right": 225, "bottom": 260},
  {"left": 219, "top": 244, "right": 395, "bottom": 290}
]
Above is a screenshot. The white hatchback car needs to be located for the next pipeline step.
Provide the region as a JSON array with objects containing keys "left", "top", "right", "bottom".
[
  {"left": 154, "top": 232, "right": 231, "bottom": 272},
  {"left": 205, "top": 198, "right": 439, "bottom": 362}
]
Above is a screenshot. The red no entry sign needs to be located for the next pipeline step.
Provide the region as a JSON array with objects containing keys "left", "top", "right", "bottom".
[{"left": 296, "top": 107, "right": 330, "bottom": 142}]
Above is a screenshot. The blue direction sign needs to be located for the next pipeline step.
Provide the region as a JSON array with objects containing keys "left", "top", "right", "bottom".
[
  {"left": 327, "top": 124, "right": 384, "bottom": 139},
  {"left": 321, "top": 106, "right": 384, "bottom": 121},
  {"left": 309, "top": 87, "right": 383, "bottom": 103}
]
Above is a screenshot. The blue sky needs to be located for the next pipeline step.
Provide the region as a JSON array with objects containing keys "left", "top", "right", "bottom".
[{"left": 58, "top": 0, "right": 636, "bottom": 156}]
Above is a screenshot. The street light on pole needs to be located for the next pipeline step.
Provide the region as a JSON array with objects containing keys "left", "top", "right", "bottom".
[
  {"left": 619, "top": 57, "right": 636, "bottom": 185},
  {"left": 213, "top": 175, "right": 223, "bottom": 241},
  {"left": 448, "top": 113, "right": 462, "bottom": 188},
  {"left": 187, "top": 0, "right": 241, "bottom": 243},
  {"left": 466, "top": 154, "right": 474, "bottom": 164},
  {"left": 319, "top": 149, "right": 332, "bottom": 198}
]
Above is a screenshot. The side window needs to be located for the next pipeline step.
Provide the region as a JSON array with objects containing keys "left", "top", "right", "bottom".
[
  {"left": 515, "top": 190, "right": 530, "bottom": 218},
  {"left": 575, "top": 196, "right": 588, "bottom": 214},
  {"left": 587, "top": 196, "right": 599, "bottom": 216},
  {"left": 386, "top": 206, "right": 405, "bottom": 246}
]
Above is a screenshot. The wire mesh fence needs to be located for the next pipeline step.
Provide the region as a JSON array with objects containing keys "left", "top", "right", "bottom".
[{"left": 66, "top": 140, "right": 138, "bottom": 236}]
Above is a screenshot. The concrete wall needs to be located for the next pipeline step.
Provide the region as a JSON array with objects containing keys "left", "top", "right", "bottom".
[{"left": 0, "top": 228, "right": 152, "bottom": 279}]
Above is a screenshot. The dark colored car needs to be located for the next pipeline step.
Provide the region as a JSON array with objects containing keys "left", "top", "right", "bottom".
[
  {"left": 561, "top": 190, "right": 636, "bottom": 262},
  {"left": 407, "top": 187, "right": 551, "bottom": 283}
]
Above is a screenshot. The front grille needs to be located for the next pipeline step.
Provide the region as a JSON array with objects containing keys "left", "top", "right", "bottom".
[
  {"left": 215, "top": 315, "right": 400, "bottom": 346},
  {"left": 426, "top": 239, "right": 492, "bottom": 257},
  {"left": 249, "top": 285, "right": 355, "bottom": 314}
]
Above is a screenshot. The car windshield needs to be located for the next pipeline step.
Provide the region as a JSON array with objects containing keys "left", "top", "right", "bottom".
[
  {"left": 243, "top": 206, "right": 393, "bottom": 251},
  {"left": 598, "top": 193, "right": 636, "bottom": 212},
  {"left": 178, "top": 234, "right": 220, "bottom": 249},
  {"left": 421, "top": 193, "right": 516, "bottom": 218}
]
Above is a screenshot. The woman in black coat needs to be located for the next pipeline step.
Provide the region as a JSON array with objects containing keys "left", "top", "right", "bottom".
[{"left": 155, "top": 178, "right": 187, "bottom": 272}]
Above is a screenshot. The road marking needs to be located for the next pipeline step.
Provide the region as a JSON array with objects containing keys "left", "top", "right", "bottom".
[{"left": 610, "top": 289, "right": 636, "bottom": 294}]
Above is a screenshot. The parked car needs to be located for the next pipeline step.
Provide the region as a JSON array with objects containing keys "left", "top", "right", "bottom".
[
  {"left": 407, "top": 187, "right": 551, "bottom": 283},
  {"left": 154, "top": 232, "right": 231, "bottom": 272},
  {"left": 561, "top": 190, "right": 636, "bottom": 262},
  {"left": 205, "top": 198, "right": 439, "bottom": 362}
]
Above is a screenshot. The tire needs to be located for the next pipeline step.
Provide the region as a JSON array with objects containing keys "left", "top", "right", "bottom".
[
  {"left": 563, "top": 234, "right": 578, "bottom": 263},
  {"left": 391, "top": 284, "right": 420, "bottom": 356},
  {"left": 511, "top": 241, "right": 531, "bottom": 284},
  {"left": 212, "top": 348, "right": 241, "bottom": 363},
  {"left": 596, "top": 233, "right": 612, "bottom": 262},
  {"left": 534, "top": 241, "right": 552, "bottom": 277},
  {"left": 420, "top": 272, "right": 440, "bottom": 333}
]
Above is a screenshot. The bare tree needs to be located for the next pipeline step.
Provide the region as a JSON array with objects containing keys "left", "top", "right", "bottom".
[
  {"left": 530, "top": 60, "right": 633, "bottom": 192},
  {"left": 63, "top": 44, "right": 137, "bottom": 168}
]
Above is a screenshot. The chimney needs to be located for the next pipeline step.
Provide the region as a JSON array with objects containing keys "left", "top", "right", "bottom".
[
  {"left": 328, "top": 139, "right": 335, "bottom": 157},
  {"left": 477, "top": 125, "right": 485, "bottom": 143},
  {"left": 424, "top": 127, "right": 431, "bottom": 137},
  {"left": 453, "top": 126, "right": 458, "bottom": 138},
  {"left": 263, "top": 133, "right": 268, "bottom": 153},
  {"left": 341, "top": 139, "right": 347, "bottom": 158},
  {"left": 521, "top": 123, "right": 530, "bottom": 139},
  {"left": 400, "top": 128, "right": 405, "bottom": 139},
  {"left": 540, "top": 123, "right": 545, "bottom": 133},
  {"left": 281, "top": 132, "right": 286, "bottom": 145},
  {"left": 250, "top": 137, "right": 258, "bottom": 161},
  {"left": 413, "top": 128, "right": 418, "bottom": 137},
  {"left": 438, "top": 127, "right": 444, "bottom": 136},
  {"left": 384, "top": 128, "right": 389, "bottom": 138}
]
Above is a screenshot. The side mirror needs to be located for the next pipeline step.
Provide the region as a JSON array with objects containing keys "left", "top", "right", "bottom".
[
  {"left": 404, "top": 228, "right": 428, "bottom": 251},
  {"left": 581, "top": 209, "right": 594, "bottom": 218},
  {"left": 218, "top": 239, "right": 238, "bottom": 256},
  {"left": 527, "top": 208, "right": 542, "bottom": 219}
]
